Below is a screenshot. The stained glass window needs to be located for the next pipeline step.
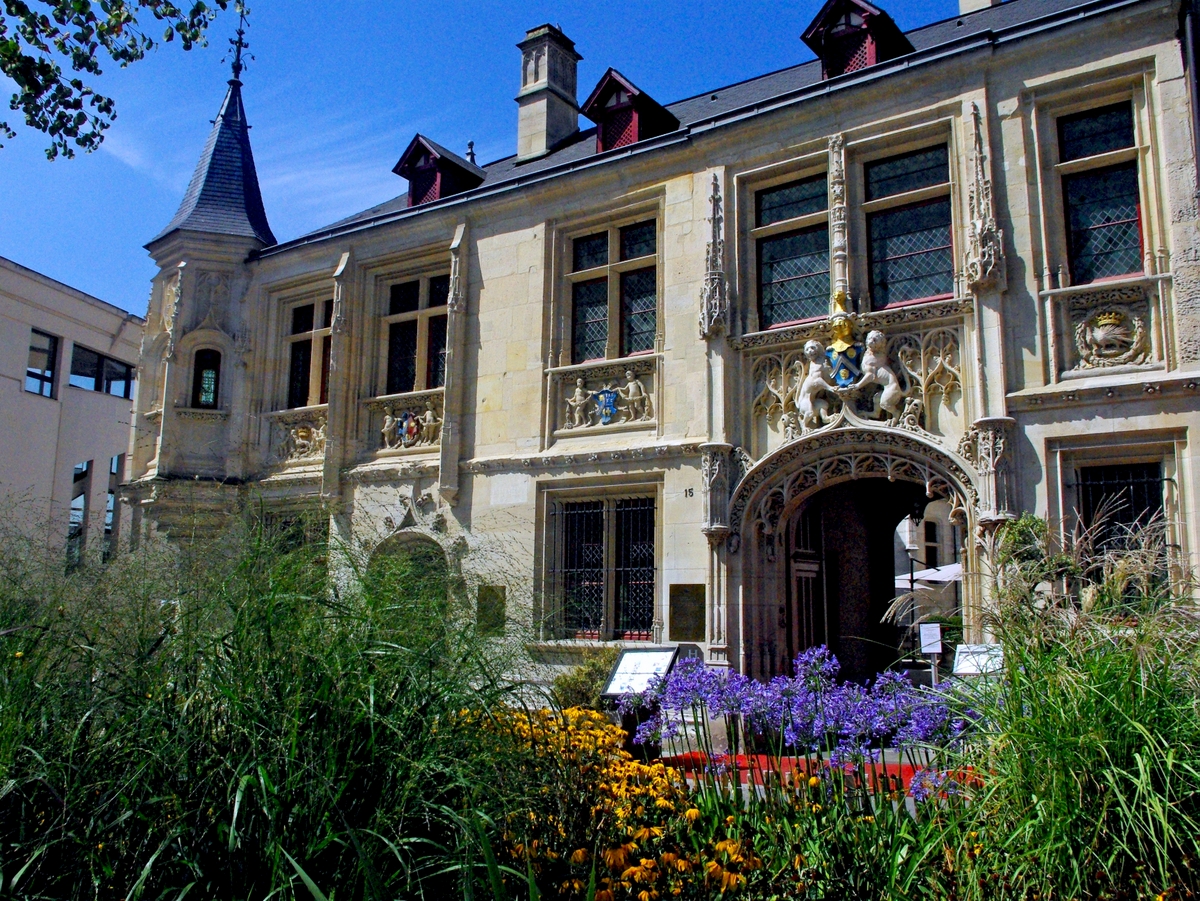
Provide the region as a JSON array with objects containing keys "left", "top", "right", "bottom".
[
  {"left": 192, "top": 349, "right": 221, "bottom": 409},
  {"left": 1064, "top": 163, "right": 1141, "bottom": 283},
  {"left": 868, "top": 198, "right": 954, "bottom": 307},
  {"left": 621, "top": 268, "right": 657, "bottom": 355},
  {"left": 573, "top": 278, "right": 609, "bottom": 362},
  {"left": 757, "top": 174, "right": 828, "bottom": 227},
  {"left": 1059, "top": 102, "right": 1134, "bottom": 162},
  {"left": 759, "top": 225, "right": 831, "bottom": 326},
  {"left": 865, "top": 146, "right": 949, "bottom": 201}
]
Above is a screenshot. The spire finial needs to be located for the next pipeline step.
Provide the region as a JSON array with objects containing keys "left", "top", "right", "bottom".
[
  {"left": 229, "top": 8, "right": 249, "bottom": 83},
  {"left": 466, "top": 141, "right": 476, "bottom": 164}
]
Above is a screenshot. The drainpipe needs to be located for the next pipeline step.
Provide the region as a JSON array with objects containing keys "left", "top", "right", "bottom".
[{"left": 1184, "top": 0, "right": 1200, "bottom": 197}]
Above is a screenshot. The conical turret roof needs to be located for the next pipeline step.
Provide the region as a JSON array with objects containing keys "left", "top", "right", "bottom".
[{"left": 149, "top": 77, "right": 275, "bottom": 247}]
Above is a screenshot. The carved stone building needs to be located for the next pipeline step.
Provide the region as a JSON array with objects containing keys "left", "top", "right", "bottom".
[{"left": 128, "top": 0, "right": 1200, "bottom": 681}]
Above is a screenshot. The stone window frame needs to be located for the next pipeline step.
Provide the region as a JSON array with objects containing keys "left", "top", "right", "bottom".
[
  {"left": 1025, "top": 65, "right": 1166, "bottom": 292},
  {"left": 536, "top": 475, "right": 664, "bottom": 645},
  {"left": 748, "top": 160, "right": 831, "bottom": 331},
  {"left": 281, "top": 294, "right": 334, "bottom": 410},
  {"left": 551, "top": 200, "right": 665, "bottom": 367},
  {"left": 846, "top": 122, "right": 959, "bottom": 313},
  {"left": 377, "top": 271, "right": 451, "bottom": 396},
  {"left": 190, "top": 347, "right": 222, "bottom": 410},
  {"left": 734, "top": 115, "right": 960, "bottom": 336},
  {"left": 1046, "top": 430, "right": 1185, "bottom": 572}
]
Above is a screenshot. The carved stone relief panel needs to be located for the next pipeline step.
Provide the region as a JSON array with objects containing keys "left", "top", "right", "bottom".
[
  {"left": 365, "top": 389, "right": 445, "bottom": 452},
  {"left": 748, "top": 311, "right": 966, "bottom": 458},
  {"left": 551, "top": 356, "right": 658, "bottom": 435},
  {"left": 269, "top": 408, "right": 328, "bottom": 464},
  {"left": 1065, "top": 285, "right": 1153, "bottom": 371}
]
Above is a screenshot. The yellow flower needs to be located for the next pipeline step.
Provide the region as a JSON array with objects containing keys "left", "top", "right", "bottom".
[
  {"left": 13, "top": 651, "right": 23, "bottom": 659},
  {"left": 811, "top": 803, "right": 822, "bottom": 813},
  {"left": 684, "top": 807, "right": 701, "bottom": 824},
  {"left": 570, "top": 848, "right": 589, "bottom": 865},
  {"left": 633, "top": 826, "right": 663, "bottom": 841},
  {"left": 808, "top": 775, "right": 820, "bottom": 788},
  {"left": 725, "top": 815, "right": 736, "bottom": 826},
  {"left": 595, "top": 891, "right": 615, "bottom": 901}
]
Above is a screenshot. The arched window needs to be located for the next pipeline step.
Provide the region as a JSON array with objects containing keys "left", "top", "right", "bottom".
[{"left": 192, "top": 349, "right": 221, "bottom": 409}]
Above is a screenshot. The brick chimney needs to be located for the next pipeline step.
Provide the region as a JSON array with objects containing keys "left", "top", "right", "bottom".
[
  {"left": 959, "top": 0, "right": 1002, "bottom": 14},
  {"left": 516, "top": 24, "right": 581, "bottom": 161}
]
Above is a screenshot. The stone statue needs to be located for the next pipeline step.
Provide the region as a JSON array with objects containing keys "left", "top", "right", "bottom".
[
  {"left": 795, "top": 339, "right": 835, "bottom": 430},
  {"left": 859, "top": 330, "right": 906, "bottom": 424},
  {"left": 381, "top": 406, "right": 399, "bottom": 449},
  {"left": 564, "top": 378, "right": 592, "bottom": 429},
  {"left": 620, "top": 370, "right": 653, "bottom": 422},
  {"left": 417, "top": 399, "right": 442, "bottom": 446}
]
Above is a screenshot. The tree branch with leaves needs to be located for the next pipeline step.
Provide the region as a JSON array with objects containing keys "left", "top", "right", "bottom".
[{"left": 1, "top": 1, "right": 236, "bottom": 159}]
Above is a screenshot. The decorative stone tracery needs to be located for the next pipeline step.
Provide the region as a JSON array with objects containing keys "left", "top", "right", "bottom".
[
  {"left": 699, "top": 174, "right": 729, "bottom": 339},
  {"left": 964, "top": 102, "right": 1006, "bottom": 292}
]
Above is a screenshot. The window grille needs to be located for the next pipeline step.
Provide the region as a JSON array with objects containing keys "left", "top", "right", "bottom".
[
  {"left": 1058, "top": 102, "right": 1134, "bottom": 163},
  {"left": 865, "top": 146, "right": 949, "bottom": 201},
  {"left": 614, "top": 498, "right": 655, "bottom": 639},
  {"left": 1064, "top": 163, "right": 1141, "bottom": 283},
  {"left": 561, "top": 501, "right": 605, "bottom": 638},
  {"left": 756, "top": 175, "right": 827, "bottom": 228},
  {"left": 572, "top": 278, "right": 609, "bottom": 362},
  {"left": 25, "top": 329, "right": 57, "bottom": 397},
  {"left": 759, "top": 226, "right": 831, "bottom": 326},
  {"left": 869, "top": 198, "right": 954, "bottom": 307},
  {"left": 1076, "top": 462, "right": 1163, "bottom": 547},
  {"left": 550, "top": 496, "right": 657, "bottom": 641},
  {"left": 603, "top": 107, "right": 637, "bottom": 150},
  {"left": 620, "top": 268, "right": 657, "bottom": 355}
]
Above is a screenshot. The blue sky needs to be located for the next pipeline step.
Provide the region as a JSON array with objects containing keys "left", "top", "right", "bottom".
[{"left": 0, "top": 0, "right": 960, "bottom": 316}]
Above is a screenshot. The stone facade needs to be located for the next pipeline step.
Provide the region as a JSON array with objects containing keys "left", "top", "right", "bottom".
[{"left": 127, "top": 0, "right": 1200, "bottom": 678}]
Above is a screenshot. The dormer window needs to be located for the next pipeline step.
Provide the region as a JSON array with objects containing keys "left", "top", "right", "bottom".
[
  {"left": 393, "top": 134, "right": 485, "bottom": 207},
  {"left": 801, "top": 0, "right": 913, "bottom": 80},
  {"left": 581, "top": 69, "right": 679, "bottom": 154}
]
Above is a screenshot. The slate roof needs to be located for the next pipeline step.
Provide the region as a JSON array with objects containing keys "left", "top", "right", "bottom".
[
  {"left": 276, "top": 0, "right": 1147, "bottom": 250},
  {"left": 150, "top": 79, "right": 276, "bottom": 248}
]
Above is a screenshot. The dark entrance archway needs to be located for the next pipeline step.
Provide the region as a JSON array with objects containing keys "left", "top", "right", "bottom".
[{"left": 783, "top": 478, "right": 931, "bottom": 684}]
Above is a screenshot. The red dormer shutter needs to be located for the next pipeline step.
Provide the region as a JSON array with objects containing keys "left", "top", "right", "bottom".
[
  {"left": 410, "top": 165, "right": 440, "bottom": 205},
  {"left": 602, "top": 107, "right": 637, "bottom": 150}
]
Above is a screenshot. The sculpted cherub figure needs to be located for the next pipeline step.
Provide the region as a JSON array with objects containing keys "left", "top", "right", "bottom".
[
  {"left": 795, "top": 339, "right": 835, "bottom": 430},
  {"left": 417, "top": 399, "right": 442, "bottom": 446},
  {"left": 381, "top": 406, "right": 399, "bottom": 449},
  {"left": 620, "top": 370, "right": 653, "bottom": 422},
  {"left": 564, "top": 378, "right": 592, "bottom": 429},
  {"left": 860, "top": 330, "right": 906, "bottom": 424}
]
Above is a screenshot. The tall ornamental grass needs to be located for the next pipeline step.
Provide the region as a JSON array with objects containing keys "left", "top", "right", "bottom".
[{"left": 0, "top": 513, "right": 530, "bottom": 900}]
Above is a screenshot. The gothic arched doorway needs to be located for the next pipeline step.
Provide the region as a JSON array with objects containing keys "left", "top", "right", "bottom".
[
  {"left": 728, "top": 425, "right": 979, "bottom": 682},
  {"left": 782, "top": 479, "right": 933, "bottom": 684},
  {"left": 366, "top": 533, "right": 451, "bottom": 611}
]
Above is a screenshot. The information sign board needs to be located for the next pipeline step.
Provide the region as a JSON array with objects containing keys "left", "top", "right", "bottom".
[{"left": 601, "top": 647, "right": 678, "bottom": 697}]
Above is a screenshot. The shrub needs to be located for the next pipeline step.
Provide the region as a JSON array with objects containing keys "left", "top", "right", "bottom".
[{"left": 552, "top": 647, "right": 620, "bottom": 710}]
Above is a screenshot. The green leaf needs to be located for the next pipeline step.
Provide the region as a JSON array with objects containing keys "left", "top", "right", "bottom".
[{"left": 281, "top": 847, "right": 331, "bottom": 901}]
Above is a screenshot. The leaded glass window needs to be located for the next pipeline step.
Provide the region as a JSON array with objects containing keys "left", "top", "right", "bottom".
[
  {"left": 1058, "top": 102, "right": 1134, "bottom": 162},
  {"left": 572, "top": 279, "right": 609, "bottom": 362},
  {"left": 759, "top": 226, "right": 831, "bottom": 326},
  {"left": 865, "top": 146, "right": 949, "bottom": 200},
  {"left": 573, "top": 233, "right": 608, "bottom": 271},
  {"left": 284, "top": 299, "right": 331, "bottom": 409},
  {"left": 620, "top": 221, "right": 656, "bottom": 260},
  {"left": 621, "top": 268, "right": 657, "bottom": 355},
  {"left": 1064, "top": 163, "right": 1141, "bottom": 284},
  {"left": 565, "top": 219, "right": 658, "bottom": 362},
  {"left": 869, "top": 198, "right": 954, "bottom": 307},
  {"left": 378, "top": 273, "right": 453, "bottom": 401},
  {"left": 757, "top": 175, "right": 828, "bottom": 227}
]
